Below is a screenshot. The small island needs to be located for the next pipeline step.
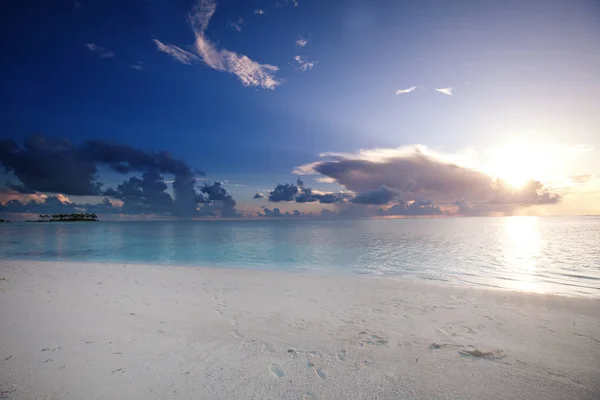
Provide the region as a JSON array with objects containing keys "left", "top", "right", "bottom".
[
  {"left": 26, "top": 213, "right": 99, "bottom": 222},
  {"left": 0, "top": 219, "right": 10, "bottom": 223}
]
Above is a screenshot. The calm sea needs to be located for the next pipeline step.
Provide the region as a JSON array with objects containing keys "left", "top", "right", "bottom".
[{"left": 1, "top": 217, "right": 599, "bottom": 297}]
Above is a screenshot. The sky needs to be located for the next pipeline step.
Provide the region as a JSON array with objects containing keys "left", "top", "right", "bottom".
[{"left": 1, "top": 0, "right": 600, "bottom": 220}]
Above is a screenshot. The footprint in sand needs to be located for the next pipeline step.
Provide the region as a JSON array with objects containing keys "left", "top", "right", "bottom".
[
  {"left": 269, "top": 364, "right": 284, "bottom": 378},
  {"left": 459, "top": 349, "right": 505, "bottom": 359},
  {"left": 315, "top": 369, "right": 326, "bottom": 379},
  {"left": 336, "top": 349, "right": 346, "bottom": 361},
  {"left": 356, "top": 331, "right": 388, "bottom": 346}
]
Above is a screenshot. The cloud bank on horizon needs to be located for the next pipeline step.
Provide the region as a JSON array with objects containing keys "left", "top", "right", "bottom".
[
  {"left": 2, "top": 134, "right": 589, "bottom": 219},
  {"left": 0, "top": 135, "right": 239, "bottom": 218},
  {"left": 293, "top": 146, "right": 562, "bottom": 216}
]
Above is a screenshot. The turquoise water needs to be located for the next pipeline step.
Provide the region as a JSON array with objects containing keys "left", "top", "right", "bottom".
[{"left": 1, "top": 217, "right": 600, "bottom": 297}]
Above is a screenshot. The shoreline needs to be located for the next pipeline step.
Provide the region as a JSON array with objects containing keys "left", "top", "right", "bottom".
[
  {"left": 1, "top": 260, "right": 599, "bottom": 399},
  {"left": 2, "top": 258, "right": 598, "bottom": 300}
]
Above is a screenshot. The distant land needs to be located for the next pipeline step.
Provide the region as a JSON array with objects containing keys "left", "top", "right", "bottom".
[{"left": 26, "top": 213, "right": 99, "bottom": 223}]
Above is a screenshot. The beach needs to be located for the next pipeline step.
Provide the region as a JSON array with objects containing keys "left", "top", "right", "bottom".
[{"left": 1, "top": 261, "right": 599, "bottom": 400}]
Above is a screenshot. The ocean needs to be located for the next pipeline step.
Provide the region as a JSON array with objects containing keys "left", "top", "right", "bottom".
[{"left": 1, "top": 216, "right": 599, "bottom": 297}]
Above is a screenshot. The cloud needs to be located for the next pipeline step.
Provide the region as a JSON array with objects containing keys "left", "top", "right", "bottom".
[
  {"left": 5, "top": 181, "right": 37, "bottom": 194},
  {"left": 253, "top": 192, "right": 265, "bottom": 199},
  {"left": 490, "top": 179, "right": 560, "bottom": 205},
  {"left": 0, "top": 134, "right": 240, "bottom": 218},
  {"left": 435, "top": 87, "right": 452, "bottom": 96},
  {"left": 229, "top": 17, "right": 243, "bottom": 32},
  {"left": 395, "top": 86, "right": 417, "bottom": 95},
  {"left": 314, "top": 192, "right": 352, "bottom": 204},
  {"left": 295, "top": 146, "right": 561, "bottom": 209},
  {"left": 276, "top": 0, "right": 298, "bottom": 8},
  {"left": 294, "top": 55, "right": 314, "bottom": 71},
  {"left": 153, "top": 39, "right": 199, "bottom": 65},
  {"left": 258, "top": 207, "right": 304, "bottom": 218},
  {"left": 152, "top": 0, "right": 281, "bottom": 89},
  {"left": 84, "top": 43, "right": 115, "bottom": 59},
  {"left": 267, "top": 178, "right": 351, "bottom": 204},
  {"left": 129, "top": 61, "right": 145, "bottom": 70},
  {"left": 199, "top": 181, "right": 239, "bottom": 217},
  {"left": 107, "top": 171, "right": 174, "bottom": 215},
  {"left": 260, "top": 207, "right": 282, "bottom": 217},
  {"left": 294, "top": 177, "right": 350, "bottom": 203},
  {"left": 269, "top": 183, "right": 298, "bottom": 202},
  {"left": 296, "top": 37, "right": 308, "bottom": 47},
  {"left": 0, "top": 186, "right": 47, "bottom": 205},
  {"left": 377, "top": 199, "right": 442, "bottom": 216},
  {"left": 0, "top": 194, "right": 126, "bottom": 217},
  {"left": 0, "top": 135, "right": 103, "bottom": 195},
  {"left": 570, "top": 174, "right": 592, "bottom": 184},
  {"left": 254, "top": 9, "right": 265, "bottom": 15},
  {"left": 0, "top": 196, "right": 78, "bottom": 215},
  {"left": 351, "top": 185, "right": 398, "bottom": 205}
]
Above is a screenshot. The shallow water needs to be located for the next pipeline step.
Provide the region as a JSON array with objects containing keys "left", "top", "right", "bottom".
[{"left": 1, "top": 216, "right": 599, "bottom": 297}]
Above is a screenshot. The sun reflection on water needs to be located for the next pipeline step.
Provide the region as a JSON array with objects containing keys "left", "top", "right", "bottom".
[{"left": 503, "top": 216, "right": 541, "bottom": 292}]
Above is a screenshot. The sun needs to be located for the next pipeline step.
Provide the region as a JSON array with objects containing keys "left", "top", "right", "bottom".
[
  {"left": 495, "top": 165, "right": 530, "bottom": 188},
  {"left": 484, "top": 144, "right": 549, "bottom": 189}
]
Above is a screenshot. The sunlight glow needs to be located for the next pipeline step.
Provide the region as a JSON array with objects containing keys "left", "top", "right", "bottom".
[
  {"left": 485, "top": 145, "right": 542, "bottom": 188},
  {"left": 483, "top": 142, "right": 585, "bottom": 189},
  {"left": 502, "top": 216, "right": 541, "bottom": 293}
]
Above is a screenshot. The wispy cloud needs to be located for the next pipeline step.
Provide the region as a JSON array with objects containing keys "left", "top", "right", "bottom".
[
  {"left": 294, "top": 55, "right": 314, "bottom": 71},
  {"left": 296, "top": 37, "right": 308, "bottom": 47},
  {"left": 435, "top": 87, "right": 453, "bottom": 96},
  {"left": 229, "top": 17, "right": 243, "bottom": 32},
  {"left": 129, "top": 61, "right": 144, "bottom": 70},
  {"left": 154, "top": 0, "right": 280, "bottom": 89},
  {"left": 84, "top": 43, "right": 115, "bottom": 59},
  {"left": 276, "top": 0, "right": 298, "bottom": 8},
  {"left": 395, "top": 86, "right": 417, "bottom": 95},
  {"left": 153, "top": 39, "right": 199, "bottom": 65},
  {"left": 254, "top": 9, "right": 265, "bottom": 15}
]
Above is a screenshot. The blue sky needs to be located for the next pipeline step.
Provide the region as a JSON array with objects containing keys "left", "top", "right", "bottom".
[{"left": 1, "top": 0, "right": 600, "bottom": 218}]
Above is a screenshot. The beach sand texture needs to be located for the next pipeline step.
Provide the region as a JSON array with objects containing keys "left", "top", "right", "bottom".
[{"left": 1, "top": 261, "right": 599, "bottom": 399}]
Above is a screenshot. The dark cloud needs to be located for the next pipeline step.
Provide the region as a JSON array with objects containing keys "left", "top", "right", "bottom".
[
  {"left": 268, "top": 178, "right": 351, "bottom": 204},
  {"left": 268, "top": 183, "right": 298, "bottom": 202},
  {"left": 0, "top": 135, "right": 102, "bottom": 195},
  {"left": 314, "top": 192, "right": 352, "bottom": 204},
  {"left": 80, "top": 198, "right": 123, "bottom": 214},
  {"left": 261, "top": 207, "right": 282, "bottom": 217},
  {"left": 107, "top": 170, "right": 174, "bottom": 215},
  {"left": 0, "top": 135, "right": 232, "bottom": 218},
  {"left": 253, "top": 192, "right": 265, "bottom": 199},
  {"left": 351, "top": 185, "right": 397, "bottom": 205},
  {"left": 81, "top": 139, "right": 204, "bottom": 216},
  {"left": 200, "top": 182, "right": 239, "bottom": 217},
  {"left": 258, "top": 207, "right": 304, "bottom": 218},
  {"left": 302, "top": 148, "right": 560, "bottom": 207},
  {"left": 0, "top": 195, "right": 125, "bottom": 217},
  {"left": 5, "top": 181, "right": 37, "bottom": 194}
]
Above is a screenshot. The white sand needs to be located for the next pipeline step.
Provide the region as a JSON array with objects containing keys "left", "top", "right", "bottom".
[{"left": 0, "top": 261, "right": 599, "bottom": 400}]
